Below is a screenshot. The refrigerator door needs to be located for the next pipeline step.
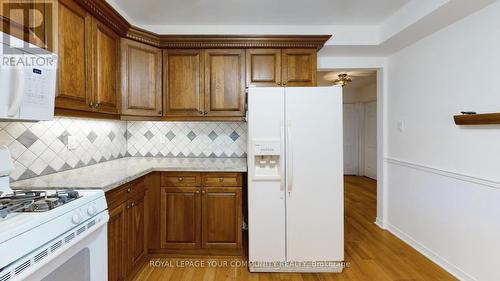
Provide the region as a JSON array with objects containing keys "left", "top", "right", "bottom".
[
  {"left": 285, "top": 86, "right": 344, "bottom": 262},
  {"left": 247, "top": 87, "right": 287, "bottom": 264}
]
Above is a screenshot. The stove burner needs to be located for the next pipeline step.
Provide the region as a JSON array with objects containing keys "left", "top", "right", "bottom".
[{"left": 0, "top": 190, "right": 80, "bottom": 218}]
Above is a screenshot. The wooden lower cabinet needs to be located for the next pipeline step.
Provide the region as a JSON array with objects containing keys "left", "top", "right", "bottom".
[
  {"left": 107, "top": 203, "right": 127, "bottom": 281},
  {"left": 106, "top": 172, "right": 243, "bottom": 279},
  {"left": 106, "top": 178, "right": 147, "bottom": 281},
  {"left": 156, "top": 172, "right": 243, "bottom": 255},
  {"left": 160, "top": 186, "right": 201, "bottom": 249},
  {"left": 202, "top": 186, "right": 242, "bottom": 249},
  {"left": 127, "top": 190, "right": 147, "bottom": 272}
]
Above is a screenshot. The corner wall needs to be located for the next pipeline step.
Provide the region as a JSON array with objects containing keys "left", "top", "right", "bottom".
[{"left": 386, "top": 2, "right": 500, "bottom": 280}]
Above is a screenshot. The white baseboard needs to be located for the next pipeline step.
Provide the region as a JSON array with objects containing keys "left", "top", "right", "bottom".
[
  {"left": 386, "top": 223, "right": 477, "bottom": 281},
  {"left": 374, "top": 217, "right": 385, "bottom": 229}
]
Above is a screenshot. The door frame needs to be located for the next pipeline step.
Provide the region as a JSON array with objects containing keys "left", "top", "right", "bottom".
[
  {"left": 342, "top": 102, "right": 362, "bottom": 176},
  {"left": 318, "top": 59, "right": 387, "bottom": 229}
]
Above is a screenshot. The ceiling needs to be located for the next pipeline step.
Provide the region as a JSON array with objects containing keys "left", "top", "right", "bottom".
[{"left": 109, "top": 0, "right": 410, "bottom": 26}]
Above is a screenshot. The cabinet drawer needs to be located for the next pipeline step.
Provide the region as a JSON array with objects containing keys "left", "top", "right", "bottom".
[
  {"left": 106, "top": 178, "right": 144, "bottom": 209},
  {"left": 202, "top": 173, "right": 241, "bottom": 187},
  {"left": 106, "top": 185, "right": 128, "bottom": 210},
  {"left": 161, "top": 173, "right": 201, "bottom": 187}
]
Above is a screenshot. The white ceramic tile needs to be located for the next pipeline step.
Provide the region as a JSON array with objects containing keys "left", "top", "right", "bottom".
[
  {"left": 4, "top": 117, "right": 247, "bottom": 181},
  {"left": 17, "top": 149, "right": 37, "bottom": 167},
  {"left": 5, "top": 123, "right": 27, "bottom": 139}
]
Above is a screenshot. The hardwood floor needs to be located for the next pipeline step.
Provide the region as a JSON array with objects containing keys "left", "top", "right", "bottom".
[{"left": 132, "top": 176, "right": 457, "bottom": 281}]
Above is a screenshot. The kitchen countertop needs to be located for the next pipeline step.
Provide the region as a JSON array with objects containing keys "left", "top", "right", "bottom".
[{"left": 11, "top": 157, "right": 247, "bottom": 192}]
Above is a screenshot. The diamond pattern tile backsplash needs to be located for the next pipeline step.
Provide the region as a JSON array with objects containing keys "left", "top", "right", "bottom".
[
  {"left": 0, "top": 118, "right": 248, "bottom": 181},
  {"left": 0, "top": 117, "right": 128, "bottom": 181},
  {"left": 126, "top": 121, "right": 247, "bottom": 158}
]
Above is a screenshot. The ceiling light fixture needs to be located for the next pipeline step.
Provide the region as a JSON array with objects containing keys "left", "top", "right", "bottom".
[{"left": 333, "top": 73, "right": 352, "bottom": 87}]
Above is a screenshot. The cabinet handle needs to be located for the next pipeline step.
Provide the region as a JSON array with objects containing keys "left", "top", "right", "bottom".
[
  {"left": 127, "top": 187, "right": 131, "bottom": 193},
  {"left": 218, "top": 177, "right": 224, "bottom": 182},
  {"left": 178, "top": 177, "right": 183, "bottom": 181},
  {"left": 201, "top": 190, "right": 206, "bottom": 194},
  {"left": 277, "top": 81, "right": 281, "bottom": 86},
  {"left": 198, "top": 110, "right": 203, "bottom": 115},
  {"left": 158, "top": 110, "right": 162, "bottom": 114},
  {"left": 283, "top": 81, "right": 287, "bottom": 86},
  {"left": 196, "top": 190, "right": 200, "bottom": 194},
  {"left": 131, "top": 202, "right": 135, "bottom": 207},
  {"left": 204, "top": 111, "right": 208, "bottom": 115},
  {"left": 126, "top": 204, "right": 130, "bottom": 209},
  {"left": 88, "top": 102, "right": 94, "bottom": 108},
  {"left": 94, "top": 103, "right": 100, "bottom": 109}
]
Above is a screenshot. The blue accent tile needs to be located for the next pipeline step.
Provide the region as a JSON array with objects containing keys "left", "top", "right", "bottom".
[{"left": 229, "top": 131, "right": 240, "bottom": 141}]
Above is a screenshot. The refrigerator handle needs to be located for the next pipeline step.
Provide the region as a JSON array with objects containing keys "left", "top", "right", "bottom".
[
  {"left": 280, "top": 121, "right": 285, "bottom": 193},
  {"left": 286, "top": 121, "right": 293, "bottom": 195}
]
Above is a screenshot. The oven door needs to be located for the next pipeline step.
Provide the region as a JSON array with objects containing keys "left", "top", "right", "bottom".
[{"left": 18, "top": 211, "right": 109, "bottom": 281}]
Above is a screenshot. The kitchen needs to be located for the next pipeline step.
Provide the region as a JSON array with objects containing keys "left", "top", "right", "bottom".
[
  {"left": 2, "top": 0, "right": 499, "bottom": 281},
  {"left": 1, "top": 0, "right": 343, "bottom": 279}
]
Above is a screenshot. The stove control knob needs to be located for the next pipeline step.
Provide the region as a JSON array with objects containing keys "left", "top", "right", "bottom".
[
  {"left": 72, "top": 213, "right": 82, "bottom": 224},
  {"left": 87, "top": 205, "right": 97, "bottom": 216}
]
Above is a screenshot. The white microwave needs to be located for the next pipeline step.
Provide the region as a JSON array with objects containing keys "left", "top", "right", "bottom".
[{"left": 0, "top": 32, "right": 57, "bottom": 121}]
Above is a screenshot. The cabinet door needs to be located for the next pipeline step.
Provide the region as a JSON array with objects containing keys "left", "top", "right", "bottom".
[
  {"left": 201, "top": 186, "right": 242, "bottom": 249},
  {"left": 163, "top": 49, "right": 204, "bottom": 117},
  {"left": 121, "top": 39, "right": 162, "bottom": 116},
  {"left": 127, "top": 190, "right": 147, "bottom": 273},
  {"left": 282, "top": 48, "right": 317, "bottom": 87},
  {"left": 108, "top": 203, "right": 127, "bottom": 281},
  {"left": 92, "top": 18, "right": 120, "bottom": 114},
  {"left": 246, "top": 49, "right": 281, "bottom": 87},
  {"left": 55, "top": 0, "right": 92, "bottom": 112},
  {"left": 160, "top": 187, "right": 201, "bottom": 249},
  {"left": 204, "top": 49, "right": 246, "bottom": 117}
]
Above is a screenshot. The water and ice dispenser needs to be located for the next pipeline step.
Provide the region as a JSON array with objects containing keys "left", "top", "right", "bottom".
[{"left": 251, "top": 140, "right": 281, "bottom": 180}]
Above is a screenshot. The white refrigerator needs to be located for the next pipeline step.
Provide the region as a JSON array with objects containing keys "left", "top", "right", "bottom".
[{"left": 247, "top": 86, "right": 344, "bottom": 272}]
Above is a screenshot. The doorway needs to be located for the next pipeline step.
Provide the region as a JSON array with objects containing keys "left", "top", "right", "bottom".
[{"left": 318, "top": 70, "right": 378, "bottom": 180}]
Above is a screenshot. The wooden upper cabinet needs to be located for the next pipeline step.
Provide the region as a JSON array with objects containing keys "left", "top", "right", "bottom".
[
  {"left": 92, "top": 18, "right": 120, "bottom": 114},
  {"left": 160, "top": 186, "right": 201, "bottom": 249},
  {"left": 282, "top": 48, "right": 317, "bottom": 86},
  {"left": 121, "top": 39, "right": 162, "bottom": 116},
  {"left": 201, "top": 186, "right": 242, "bottom": 249},
  {"left": 204, "top": 49, "right": 245, "bottom": 117},
  {"left": 55, "top": 0, "right": 120, "bottom": 116},
  {"left": 163, "top": 49, "right": 204, "bottom": 117},
  {"left": 246, "top": 49, "right": 281, "bottom": 87},
  {"left": 55, "top": 0, "right": 92, "bottom": 112}
]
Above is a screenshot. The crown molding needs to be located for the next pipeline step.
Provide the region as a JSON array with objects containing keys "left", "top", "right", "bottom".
[
  {"left": 76, "top": 0, "right": 130, "bottom": 36},
  {"left": 157, "top": 34, "right": 331, "bottom": 50},
  {"left": 77, "top": 0, "right": 331, "bottom": 50}
]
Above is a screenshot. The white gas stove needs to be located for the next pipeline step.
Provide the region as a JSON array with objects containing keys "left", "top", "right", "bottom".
[{"left": 0, "top": 148, "right": 109, "bottom": 281}]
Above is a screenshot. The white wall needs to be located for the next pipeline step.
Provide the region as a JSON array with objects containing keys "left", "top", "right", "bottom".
[
  {"left": 386, "top": 2, "right": 500, "bottom": 281},
  {"left": 342, "top": 86, "right": 377, "bottom": 104}
]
